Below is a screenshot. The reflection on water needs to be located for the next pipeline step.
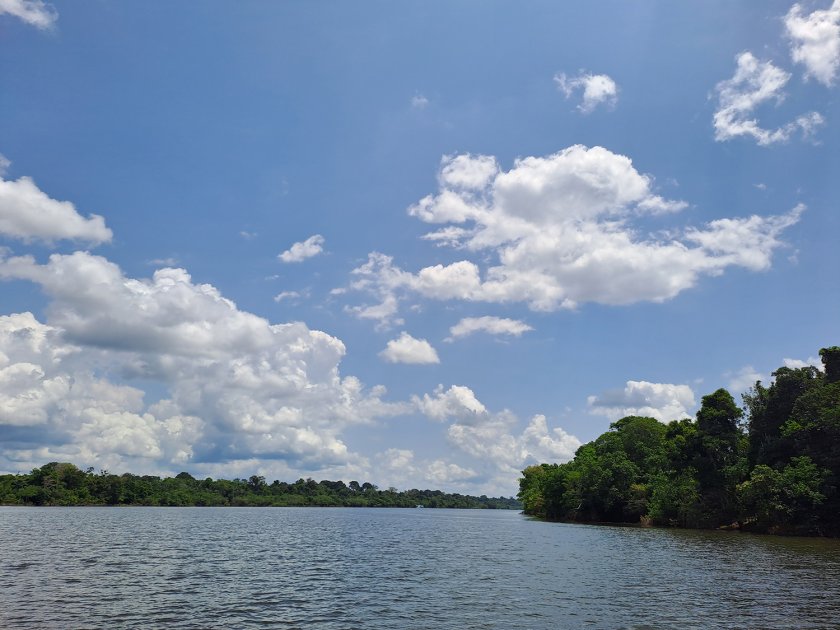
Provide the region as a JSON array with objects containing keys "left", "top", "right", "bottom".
[{"left": 1, "top": 507, "right": 839, "bottom": 629}]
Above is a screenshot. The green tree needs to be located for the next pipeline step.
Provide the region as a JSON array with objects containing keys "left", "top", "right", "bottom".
[
  {"left": 743, "top": 366, "right": 822, "bottom": 467},
  {"left": 737, "top": 457, "right": 827, "bottom": 533},
  {"left": 692, "top": 388, "right": 745, "bottom": 526}
]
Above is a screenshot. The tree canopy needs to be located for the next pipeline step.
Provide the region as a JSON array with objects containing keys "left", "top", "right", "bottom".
[
  {"left": 519, "top": 346, "right": 840, "bottom": 536},
  {"left": 0, "top": 465, "right": 520, "bottom": 510}
]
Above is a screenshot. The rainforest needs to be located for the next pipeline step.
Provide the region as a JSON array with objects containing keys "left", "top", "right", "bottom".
[{"left": 518, "top": 346, "right": 840, "bottom": 536}]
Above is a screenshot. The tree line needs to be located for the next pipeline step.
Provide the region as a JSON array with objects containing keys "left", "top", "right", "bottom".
[
  {"left": 518, "top": 346, "right": 840, "bottom": 536},
  {"left": 0, "top": 465, "right": 520, "bottom": 510}
]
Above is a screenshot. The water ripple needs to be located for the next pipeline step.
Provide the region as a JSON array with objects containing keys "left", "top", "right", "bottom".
[{"left": 2, "top": 507, "right": 840, "bottom": 628}]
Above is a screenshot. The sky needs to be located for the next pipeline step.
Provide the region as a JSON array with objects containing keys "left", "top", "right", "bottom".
[{"left": 0, "top": 0, "right": 838, "bottom": 496}]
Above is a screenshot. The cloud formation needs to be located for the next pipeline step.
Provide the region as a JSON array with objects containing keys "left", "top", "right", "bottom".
[
  {"left": 448, "top": 412, "right": 581, "bottom": 475},
  {"left": 278, "top": 234, "right": 325, "bottom": 263},
  {"left": 374, "top": 448, "right": 479, "bottom": 491},
  {"left": 555, "top": 71, "right": 618, "bottom": 113},
  {"left": 411, "top": 94, "right": 429, "bottom": 109},
  {"left": 712, "top": 52, "right": 824, "bottom": 145},
  {"left": 412, "top": 384, "right": 487, "bottom": 421},
  {"left": 379, "top": 332, "right": 440, "bottom": 365},
  {"left": 785, "top": 0, "right": 840, "bottom": 86},
  {"left": 447, "top": 316, "right": 533, "bottom": 341},
  {"left": 412, "top": 383, "right": 581, "bottom": 490},
  {"left": 588, "top": 380, "right": 696, "bottom": 423},
  {"left": 0, "top": 162, "right": 112, "bottom": 245},
  {"left": 347, "top": 146, "right": 802, "bottom": 324},
  {"left": 0, "top": 0, "right": 56, "bottom": 29},
  {"left": 783, "top": 356, "right": 823, "bottom": 370},
  {"left": 725, "top": 365, "right": 768, "bottom": 394},
  {"left": 0, "top": 252, "right": 404, "bottom": 476}
]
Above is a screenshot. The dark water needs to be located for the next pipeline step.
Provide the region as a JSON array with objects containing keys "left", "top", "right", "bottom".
[{"left": 2, "top": 507, "right": 840, "bottom": 629}]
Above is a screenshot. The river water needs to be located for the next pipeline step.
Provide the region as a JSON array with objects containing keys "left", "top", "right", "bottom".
[{"left": 1, "top": 506, "right": 839, "bottom": 629}]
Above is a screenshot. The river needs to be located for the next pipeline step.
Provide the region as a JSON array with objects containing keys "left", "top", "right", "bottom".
[{"left": 2, "top": 506, "right": 839, "bottom": 629}]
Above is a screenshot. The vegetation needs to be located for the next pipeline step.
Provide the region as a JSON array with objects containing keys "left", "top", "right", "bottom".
[
  {"left": 0, "top": 465, "right": 520, "bottom": 510},
  {"left": 519, "top": 346, "right": 840, "bottom": 536}
]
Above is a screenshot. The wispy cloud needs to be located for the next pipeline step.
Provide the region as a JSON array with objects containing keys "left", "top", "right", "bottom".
[
  {"left": 411, "top": 93, "right": 429, "bottom": 109},
  {"left": 554, "top": 71, "right": 618, "bottom": 113},
  {"left": 712, "top": 52, "right": 824, "bottom": 145},
  {"left": 446, "top": 316, "right": 533, "bottom": 342},
  {"left": 0, "top": 0, "right": 57, "bottom": 30}
]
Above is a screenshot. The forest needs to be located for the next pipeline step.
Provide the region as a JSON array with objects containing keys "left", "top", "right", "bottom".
[
  {"left": 0, "top": 466, "right": 520, "bottom": 510},
  {"left": 518, "top": 346, "right": 840, "bottom": 536}
]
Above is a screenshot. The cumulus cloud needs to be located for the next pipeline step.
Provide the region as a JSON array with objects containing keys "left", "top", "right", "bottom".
[
  {"left": 448, "top": 412, "right": 581, "bottom": 474},
  {"left": 379, "top": 332, "right": 440, "bottom": 365},
  {"left": 0, "top": 252, "right": 406, "bottom": 475},
  {"left": 372, "top": 448, "right": 480, "bottom": 492},
  {"left": 785, "top": 0, "right": 840, "bottom": 86},
  {"left": 447, "top": 316, "right": 533, "bottom": 341},
  {"left": 278, "top": 234, "right": 324, "bottom": 263},
  {"left": 555, "top": 71, "right": 619, "bottom": 113},
  {"left": 412, "top": 383, "right": 581, "bottom": 488},
  {"left": 412, "top": 384, "right": 487, "bottom": 421},
  {"left": 588, "top": 380, "right": 696, "bottom": 423},
  {"left": 426, "top": 459, "right": 477, "bottom": 484},
  {"left": 712, "top": 52, "right": 824, "bottom": 145},
  {"left": 0, "top": 162, "right": 112, "bottom": 245},
  {"left": 346, "top": 146, "right": 801, "bottom": 324},
  {"left": 0, "top": 312, "right": 202, "bottom": 470},
  {"left": 0, "top": 0, "right": 57, "bottom": 29}
]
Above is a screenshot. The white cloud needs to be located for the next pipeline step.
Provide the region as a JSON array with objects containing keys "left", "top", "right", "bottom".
[
  {"left": 588, "top": 380, "right": 696, "bottom": 423},
  {"left": 345, "top": 252, "right": 411, "bottom": 328},
  {"left": 380, "top": 447, "right": 416, "bottom": 473},
  {"left": 438, "top": 153, "right": 499, "bottom": 190},
  {"left": 346, "top": 146, "right": 802, "bottom": 324},
  {"left": 379, "top": 331, "right": 440, "bottom": 365},
  {"left": 411, "top": 94, "right": 429, "bottom": 109},
  {"left": 426, "top": 459, "right": 478, "bottom": 484},
  {"left": 448, "top": 411, "right": 581, "bottom": 473},
  {"left": 0, "top": 0, "right": 57, "bottom": 29},
  {"left": 413, "top": 383, "right": 581, "bottom": 483},
  {"left": 278, "top": 234, "right": 324, "bottom": 263},
  {"left": 0, "top": 163, "right": 112, "bottom": 245},
  {"left": 412, "top": 384, "right": 487, "bottom": 421},
  {"left": 372, "top": 448, "right": 480, "bottom": 491},
  {"left": 447, "top": 316, "right": 533, "bottom": 341},
  {"left": 783, "top": 356, "right": 823, "bottom": 370},
  {"left": 712, "top": 52, "right": 824, "bottom": 145},
  {"left": 273, "top": 290, "right": 301, "bottom": 303},
  {"left": 785, "top": 0, "right": 840, "bottom": 86},
  {"left": 0, "top": 252, "right": 407, "bottom": 474},
  {"left": 726, "top": 365, "right": 769, "bottom": 394},
  {"left": 555, "top": 71, "right": 619, "bottom": 113}
]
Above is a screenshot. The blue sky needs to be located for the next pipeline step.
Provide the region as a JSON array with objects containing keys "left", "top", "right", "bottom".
[{"left": 0, "top": 0, "right": 838, "bottom": 495}]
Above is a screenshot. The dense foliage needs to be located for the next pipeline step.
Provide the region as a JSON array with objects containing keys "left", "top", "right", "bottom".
[
  {"left": 0, "top": 466, "right": 520, "bottom": 510},
  {"left": 519, "top": 346, "right": 840, "bottom": 536}
]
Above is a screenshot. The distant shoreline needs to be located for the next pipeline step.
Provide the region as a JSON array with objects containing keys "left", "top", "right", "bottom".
[{"left": 0, "top": 462, "right": 522, "bottom": 510}]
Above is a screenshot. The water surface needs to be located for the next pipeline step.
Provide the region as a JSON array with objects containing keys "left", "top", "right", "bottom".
[{"left": 2, "top": 507, "right": 839, "bottom": 629}]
